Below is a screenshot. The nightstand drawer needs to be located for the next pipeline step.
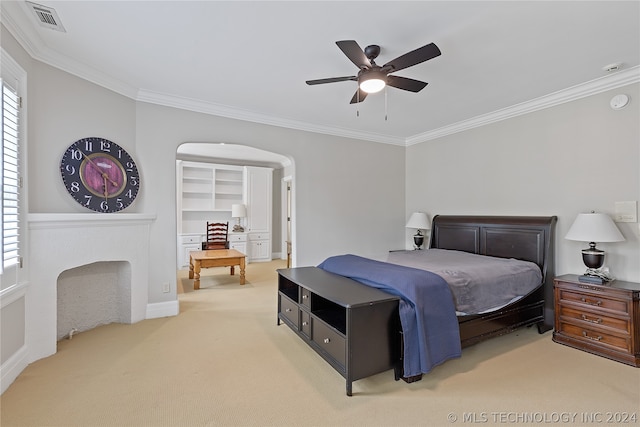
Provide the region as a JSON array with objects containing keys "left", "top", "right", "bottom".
[
  {"left": 557, "top": 322, "right": 631, "bottom": 353},
  {"left": 558, "top": 289, "right": 628, "bottom": 314},
  {"left": 559, "top": 306, "right": 630, "bottom": 334}
]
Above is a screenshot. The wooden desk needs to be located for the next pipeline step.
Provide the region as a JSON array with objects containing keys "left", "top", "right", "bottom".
[{"left": 189, "top": 249, "right": 246, "bottom": 290}]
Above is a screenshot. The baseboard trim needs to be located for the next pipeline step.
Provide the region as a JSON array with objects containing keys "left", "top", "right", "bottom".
[
  {"left": 1, "top": 345, "right": 28, "bottom": 395},
  {"left": 146, "top": 300, "right": 179, "bottom": 319}
]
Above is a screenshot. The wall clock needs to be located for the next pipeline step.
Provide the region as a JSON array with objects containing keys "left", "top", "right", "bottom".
[{"left": 60, "top": 137, "right": 140, "bottom": 212}]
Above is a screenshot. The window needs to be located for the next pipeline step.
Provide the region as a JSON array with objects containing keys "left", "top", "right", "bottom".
[
  {"left": 1, "top": 49, "right": 25, "bottom": 290},
  {"left": 2, "top": 81, "right": 20, "bottom": 272}
]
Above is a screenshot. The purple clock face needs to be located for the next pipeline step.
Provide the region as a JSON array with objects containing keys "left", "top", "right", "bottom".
[
  {"left": 80, "top": 154, "right": 126, "bottom": 198},
  {"left": 60, "top": 137, "right": 140, "bottom": 212}
]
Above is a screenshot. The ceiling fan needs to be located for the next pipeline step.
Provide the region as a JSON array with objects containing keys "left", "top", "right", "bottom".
[{"left": 306, "top": 40, "right": 441, "bottom": 104}]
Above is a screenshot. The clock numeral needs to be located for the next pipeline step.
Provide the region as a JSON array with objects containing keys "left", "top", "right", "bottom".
[
  {"left": 71, "top": 149, "right": 82, "bottom": 161},
  {"left": 116, "top": 198, "right": 124, "bottom": 209},
  {"left": 129, "top": 176, "right": 138, "bottom": 186},
  {"left": 100, "top": 200, "right": 109, "bottom": 211},
  {"left": 125, "top": 161, "right": 135, "bottom": 171},
  {"left": 84, "top": 140, "right": 93, "bottom": 152},
  {"left": 125, "top": 189, "right": 134, "bottom": 199},
  {"left": 100, "top": 140, "right": 111, "bottom": 152},
  {"left": 64, "top": 165, "right": 76, "bottom": 175},
  {"left": 70, "top": 182, "right": 80, "bottom": 192},
  {"left": 83, "top": 195, "right": 92, "bottom": 206}
]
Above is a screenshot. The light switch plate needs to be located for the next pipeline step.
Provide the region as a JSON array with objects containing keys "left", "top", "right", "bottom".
[{"left": 614, "top": 201, "right": 637, "bottom": 222}]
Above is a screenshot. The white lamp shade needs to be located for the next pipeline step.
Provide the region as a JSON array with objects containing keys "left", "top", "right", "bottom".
[
  {"left": 405, "top": 212, "right": 430, "bottom": 230},
  {"left": 231, "top": 204, "right": 246, "bottom": 218},
  {"left": 565, "top": 212, "right": 625, "bottom": 243}
]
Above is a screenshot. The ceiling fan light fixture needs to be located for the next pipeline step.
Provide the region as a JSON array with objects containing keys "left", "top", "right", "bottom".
[{"left": 359, "top": 71, "right": 387, "bottom": 94}]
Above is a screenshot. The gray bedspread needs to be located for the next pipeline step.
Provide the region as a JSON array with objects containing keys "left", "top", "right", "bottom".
[{"left": 387, "top": 249, "right": 542, "bottom": 315}]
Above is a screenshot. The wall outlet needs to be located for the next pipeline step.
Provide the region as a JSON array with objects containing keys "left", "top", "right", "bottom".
[{"left": 162, "top": 283, "right": 170, "bottom": 293}]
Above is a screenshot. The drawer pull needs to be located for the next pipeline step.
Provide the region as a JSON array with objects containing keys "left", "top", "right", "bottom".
[
  {"left": 323, "top": 338, "right": 330, "bottom": 344},
  {"left": 285, "top": 308, "right": 292, "bottom": 313},
  {"left": 302, "top": 321, "right": 308, "bottom": 326},
  {"left": 581, "top": 314, "right": 602, "bottom": 324},
  {"left": 302, "top": 295, "right": 308, "bottom": 299},
  {"left": 579, "top": 285, "right": 602, "bottom": 291},
  {"left": 582, "top": 331, "right": 602, "bottom": 341},
  {"left": 580, "top": 297, "right": 602, "bottom": 306}
]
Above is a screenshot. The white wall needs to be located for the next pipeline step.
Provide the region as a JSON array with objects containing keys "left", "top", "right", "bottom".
[
  {"left": 135, "top": 102, "right": 406, "bottom": 303},
  {"left": 407, "top": 83, "right": 640, "bottom": 282}
]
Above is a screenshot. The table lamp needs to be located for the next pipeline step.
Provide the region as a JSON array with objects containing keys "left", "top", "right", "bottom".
[
  {"left": 406, "top": 212, "right": 430, "bottom": 250},
  {"left": 565, "top": 211, "right": 625, "bottom": 283},
  {"left": 231, "top": 204, "right": 246, "bottom": 232}
]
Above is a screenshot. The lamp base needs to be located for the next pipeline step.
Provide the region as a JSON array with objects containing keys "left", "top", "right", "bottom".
[
  {"left": 413, "top": 234, "right": 424, "bottom": 250},
  {"left": 232, "top": 225, "right": 244, "bottom": 232},
  {"left": 580, "top": 267, "right": 614, "bottom": 284},
  {"left": 581, "top": 243, "right": 605, "bottom": 269}
]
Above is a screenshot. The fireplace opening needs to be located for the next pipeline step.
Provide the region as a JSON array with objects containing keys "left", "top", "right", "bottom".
[{"left": 57, "top": 261, "right": 131, "bottom": 340}]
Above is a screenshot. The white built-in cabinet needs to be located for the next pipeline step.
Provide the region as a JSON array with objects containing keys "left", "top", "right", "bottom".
[
  {"left": 244, "top": 166, "right": 273, "bottom": 262},
  {"left": 177, "top": 161, "right": 244, "bottom": 216},
  {"left": 176, "top": 161, "right": 272, "bottom": 268}
]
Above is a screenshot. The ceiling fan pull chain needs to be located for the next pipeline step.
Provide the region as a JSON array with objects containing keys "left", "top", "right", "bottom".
[{"left": 385, "top": 86, "right": 388, "bottom": 121}]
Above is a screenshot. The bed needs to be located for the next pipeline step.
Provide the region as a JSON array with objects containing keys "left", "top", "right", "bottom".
[{"left": 320, "top": 215, "right": 557, "bottom": 382}]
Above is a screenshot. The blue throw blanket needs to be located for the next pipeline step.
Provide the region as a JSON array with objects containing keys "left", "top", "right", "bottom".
[{"left": 318, "top": 254, "right": 461, "bottom": 377}]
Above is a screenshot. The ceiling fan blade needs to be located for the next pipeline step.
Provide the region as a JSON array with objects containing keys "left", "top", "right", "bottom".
[
  {"left": 383, "top": 42, "right": 441, "bottom": 73},
  {"left": 386, "top": 75, "right": 428, "bottom": 92},
  {"left": 306, "top": 76, "right": 357, "bottom": 85},
  {"left": 349, "top": 88, "right": 368, "bottom": 104},
  {"left": 336, "top": 40, "right": 371, "bottom": 69}
]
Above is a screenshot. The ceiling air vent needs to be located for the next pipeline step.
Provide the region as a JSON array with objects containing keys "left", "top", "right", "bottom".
[{"left": 26, "top": 2, "right": 66, "bottom": 32}]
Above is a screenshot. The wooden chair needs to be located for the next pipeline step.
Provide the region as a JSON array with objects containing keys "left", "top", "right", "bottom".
[{"left": 201, "top": 222, "right": 229, "bottom": 250}]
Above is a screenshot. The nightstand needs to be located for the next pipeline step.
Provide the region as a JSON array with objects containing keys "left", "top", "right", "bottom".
[{"left": 553, "top": 274, "right": 640, "bottom": 367}]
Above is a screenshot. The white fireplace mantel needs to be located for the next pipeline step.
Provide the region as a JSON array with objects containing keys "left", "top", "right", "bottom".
[
  {"left": 26, "top": 212, "right": 157, "bottom": 363},
  {"left": 28, "top": 213, "right": 157, "bottom": 228}
]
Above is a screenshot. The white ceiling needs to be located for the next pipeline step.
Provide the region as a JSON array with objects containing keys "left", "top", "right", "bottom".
[{"left": 3, "top": 1, "right": 639, "bottom": 148}]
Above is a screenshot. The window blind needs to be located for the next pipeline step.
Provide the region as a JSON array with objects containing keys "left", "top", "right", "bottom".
[{"left": 2, "top": 80, "right": 20, "bottom": 272}]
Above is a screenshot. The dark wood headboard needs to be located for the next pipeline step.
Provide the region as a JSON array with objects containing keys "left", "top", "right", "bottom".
[{"left": 430, "top": 215, "right": 556, "bottom": 278}]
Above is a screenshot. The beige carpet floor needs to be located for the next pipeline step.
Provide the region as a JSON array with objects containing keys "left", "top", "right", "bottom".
[{"left": 1, "top": 260, "right": 638, "bottom": 427}]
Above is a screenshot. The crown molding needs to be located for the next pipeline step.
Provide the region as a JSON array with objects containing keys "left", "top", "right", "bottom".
[
  {"left": 406, "top": 66, "right": 640, "bottom": 146},
  {"left": 136, "top": 90, "right": 406, "bottom": 146},
  {"left": 3, "top": 1, "right": 638, "bottom": 147}
]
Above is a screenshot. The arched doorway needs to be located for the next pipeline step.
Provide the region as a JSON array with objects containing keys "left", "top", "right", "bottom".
[{"left": 175, "top": 142, "right": 295, "bottom": 273}]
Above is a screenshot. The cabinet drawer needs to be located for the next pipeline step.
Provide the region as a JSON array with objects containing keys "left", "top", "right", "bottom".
[
  {"left": 300, "top": 310, "right": 311, "bottom": 338},
  {"left": 559, "top": 306, "right": 630, "bottom": 334},
  {"left": 279, "top": 295, "right": 299, "bottom": 328},
  {"left": 300, "top": 288, "right": 311, "bottom": 309},
  {"left": 180, "top": 235, "right": 202, "bottom": 244},
  {"left": 558, "top": 322, "right": 631, "bottom": 353},
  {"left": 312, "top": 318, "right": 346, "bottom": 366},
  {"left": 228, "top": 234, "right": 247, "bottom": 242},
  {"left": 558, "top": 289, "right": 629, "bottom": 314},
  {"left": 248, "top": 233, "right": 270, "bottom": 241}
]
